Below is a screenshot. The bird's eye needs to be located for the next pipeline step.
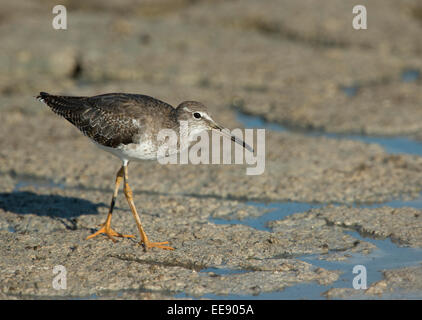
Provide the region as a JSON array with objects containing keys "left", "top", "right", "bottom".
[{"left": 193, "top": 112, "right": 201, "bottom": 119}]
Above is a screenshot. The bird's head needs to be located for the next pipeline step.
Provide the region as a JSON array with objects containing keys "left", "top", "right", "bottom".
[{"left": 175, "top": 101, "right": 253, "bottom": 152}]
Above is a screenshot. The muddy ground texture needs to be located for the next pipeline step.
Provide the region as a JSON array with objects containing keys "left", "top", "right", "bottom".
[{"left": 1, "top": 0, "right": 422, "bottom": 299}]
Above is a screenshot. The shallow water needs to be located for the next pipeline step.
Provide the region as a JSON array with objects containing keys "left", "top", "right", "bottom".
[
  {"left": 12, "top": 174, "right": 66, "bottom": 192},
  {"left": 401, "top": 69, "right": 420, "bottom": 83},
  {"left": 181, "top": 165, "right": 422, "bottom": 300},
  {"left": 181, "top": 234, "right": 422, "bottom": 299},
  {"left": 211, "top": 194, "right": 422, "bottom": 232},
  {"left": 206, "top": 194, "right": 422, "bottom": 300},
  {"left": 298, "top": 231, "right": 422, "bottom": 299},
  {"left": 237, "top": 111, "right": 422, "bottom": 156},
  {"left": 212, "top": 201, "right": 321, "bottom": 231},
  {"left": 200, "top": 268, "right": 250, "bottom": 275}
]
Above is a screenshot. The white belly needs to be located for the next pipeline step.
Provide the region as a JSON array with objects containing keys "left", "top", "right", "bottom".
[
  {"left": 94, "top": 141, "right": 159, "bottom": 162},
  {"left": 93, "top": 129, "right": 198, "bottom": 162}
]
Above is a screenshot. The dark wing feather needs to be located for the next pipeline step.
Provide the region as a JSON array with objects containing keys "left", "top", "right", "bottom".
[{"left": 37, "top": 92, "right": 171, "bottom": 148}]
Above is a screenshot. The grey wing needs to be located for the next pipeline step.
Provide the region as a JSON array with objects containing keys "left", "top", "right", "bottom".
[{"left": 37, "top": 92, "right": 143, "bottom": 148}]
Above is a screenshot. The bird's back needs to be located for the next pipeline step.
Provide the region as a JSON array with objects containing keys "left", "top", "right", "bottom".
[{"left": 38, "top": 92, "right": 176, "bottom": 148}]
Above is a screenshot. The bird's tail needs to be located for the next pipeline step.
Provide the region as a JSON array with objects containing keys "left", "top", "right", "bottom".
[
  {"left": 36, "top": 91, "right": 49, "bottom": 102},
  {"left": 36, "top": 92, "right": 87, "bottom": 117}
]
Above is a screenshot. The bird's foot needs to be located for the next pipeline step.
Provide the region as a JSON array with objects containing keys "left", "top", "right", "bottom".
[
  {"left": 86, "top": 224, "right": 134, "bottom": 243},
  {"left": 139, "top": 240, "right": 174, "bottom": 251}
]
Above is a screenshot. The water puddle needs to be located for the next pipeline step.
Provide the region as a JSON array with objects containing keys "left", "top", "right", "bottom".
[
  {"left": 340, "top": 85, "right": 359, "bottom": 97},
  {"left": 237, "top": 111, "right": 422, "bottom": 156},
  {"left": 200, "top": 268, "right": 250, "bottom": 276},
  {"left": 207, "top": 200, "right": 422, "bottom": 299},
  {"left": 338, "top": 69, "right": 420, "bottom": 98},
  {"left": 296, "top": 231, "right": 422, "bottom": 299},
  {"left": 358, "top": 194, "right": 422, "bottom": 210},
  {"left": 401, "top": 69, "right": 420, "bottom": 83},
  {"left": 211, "top": 194, "right": 422, "bottom": 233},
  {"left": 12, "top": 173, "right": 66, "bottom": 192},
  {"left": 212, "top": 201, "right": 321, "bottom": 231}
]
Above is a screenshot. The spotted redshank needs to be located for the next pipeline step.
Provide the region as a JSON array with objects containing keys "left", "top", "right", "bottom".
[{"left": 37, "top": 92, "right": 252, "bottom": 250}]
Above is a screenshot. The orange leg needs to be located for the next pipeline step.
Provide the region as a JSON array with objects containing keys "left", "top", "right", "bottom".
[
  {"left": 86, "top": 166, "right": 134, "bottom": 242},
  {"left": 122, "top": 164, "right": 174, "bottom": 251}
]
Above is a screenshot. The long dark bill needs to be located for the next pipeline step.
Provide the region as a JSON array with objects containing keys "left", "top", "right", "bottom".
[{"left": 210, "top": 123, "right": 254, "bottom": 153}]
